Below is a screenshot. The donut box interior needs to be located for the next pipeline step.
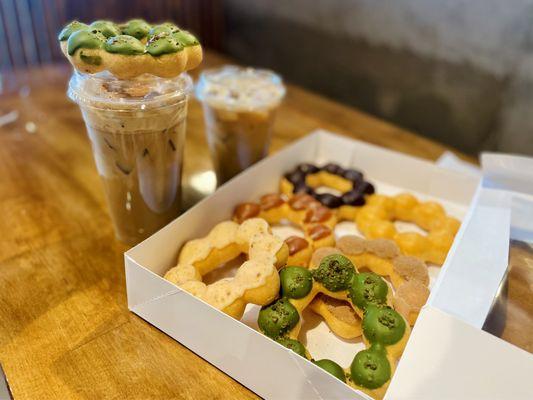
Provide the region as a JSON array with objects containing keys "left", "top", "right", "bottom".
[{"left": 125, "top": 130, "right": 532, "bottom": 399}]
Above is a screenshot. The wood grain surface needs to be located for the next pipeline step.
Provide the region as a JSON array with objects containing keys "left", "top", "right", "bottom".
[{"left": 0, "top": 51, "right": 529, "bottom": 400}]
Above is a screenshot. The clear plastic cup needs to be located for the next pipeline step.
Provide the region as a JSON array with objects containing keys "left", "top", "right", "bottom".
[
  {"left": 196, "top": 66, "right": 285, "bottom": 185},
  {"left": 68, "top": 71, "right": 193, "bottom": 245}
]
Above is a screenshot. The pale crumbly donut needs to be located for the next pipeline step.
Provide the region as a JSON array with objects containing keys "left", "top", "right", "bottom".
[
  {"left": 393, "top": 280, "right": 430, "bottom": 325},
  {"left": 233, "top": 193, "right": 336, "bottom": 266},
  {"left": 58, "top": 20, "right": 203, "bottom": 79},
  {"left": 356, "top": 193, "right": 461, "bottom": 265},
  {"left": 164, "top": 218, "right": 289, "bottom": 319}
]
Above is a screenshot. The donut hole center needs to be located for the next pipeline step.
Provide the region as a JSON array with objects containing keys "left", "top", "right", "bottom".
[
  {"left": 202, "top": 253, "right": 247, "bottom": 285},
  {"left": 305, "top": 172, "right": 352, "bottom": 196},
  {"left": 298, "top": 306, "right": 364, "bottom": 368}
]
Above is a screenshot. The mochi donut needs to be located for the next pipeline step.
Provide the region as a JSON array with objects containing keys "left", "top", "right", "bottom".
[
  {"left": 164, "top": 218, "right": 289, "bottom": 320},
  {"left": 258, "top": 254, "right": 410, "bottom": 400},
  {"left": 281, "top": 162, "right": 375, "bottom": 220},
  {"left": 356, "top": 193, "right": 461, "bottom": 265},
  {"left": 58, "top": 19, "right": 203, "bottom": 78},
  {"left": 233, "top": 193, "right": 336, "bottom": 266}
]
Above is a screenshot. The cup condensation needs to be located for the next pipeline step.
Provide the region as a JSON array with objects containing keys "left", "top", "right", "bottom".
[
  {"left": 68, "top": 71, "right": 192, "bottom": 245},
  {"left": 196, "top": 66, "right": 286, "bottom": 185}
]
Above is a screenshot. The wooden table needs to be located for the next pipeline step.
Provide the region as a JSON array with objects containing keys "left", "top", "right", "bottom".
[{"left": 0, "top": 51, "right": 529, "bottom": 399}]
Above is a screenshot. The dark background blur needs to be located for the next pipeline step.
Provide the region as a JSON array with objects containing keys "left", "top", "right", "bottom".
[{"left": 2, "top": 0, "right": 533, "bottom": 155}]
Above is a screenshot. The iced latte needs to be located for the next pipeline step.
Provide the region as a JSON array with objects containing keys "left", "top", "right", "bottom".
[
  {"left": 69, "top": 71, "right": 192, "bottom": 244},
  {"left": 196, "top": 66, "right": 286, "bottom": 185}
]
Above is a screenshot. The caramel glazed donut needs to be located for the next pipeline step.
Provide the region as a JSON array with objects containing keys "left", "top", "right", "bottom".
[
  {"left": 281, "top": 163, "right": 461, "bottom": 266},
  {"left": 258, "top": 254, "right": 410, "bottom": 400},
  {"left": 58, "top": 20, "right": 203, "bottom": 78}
]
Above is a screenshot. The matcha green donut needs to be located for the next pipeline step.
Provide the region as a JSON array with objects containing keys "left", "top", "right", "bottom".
[
  {"left": 122, "top": 19, "right": 151, "bottom": 40},
  {"left": 146, "top": 34, "right": 183, "bottom": 56},
  {"left": 58, "top": 21, "right": 89, "bottom": 41},
  {"left": 276, "top": 337, "right": 306, "bottom": 358},
  {"left": 349, "top": 272, "right": 389, "bottom": 310},
  {"left": 67, "top": 29, "right": 105, "bottom": 56},
  {"left": 350, "top": 345, "right": 391, "bottom": 389},
  {"left": 90, "top": 20, "right": 120, "bottom": 38},
  {"left": 104, "top": 35, "right": 145, "bottom": 55},
  {"left": 314, "top": 359, "right": 346, "bottom": 383},
  {"left": 280, "top": 266, "right": 313, "bottom": 299},
  {"left": 312, "top": 254, "right": 355, "bottom": 292},
  {"left": 363, "top": 306, "right": 406, "bottom": 346},
  {"left": 258, "top": 298, "right": 299, "bottom": 339},
  {"left": 173, "top": 30, "right": 199, "bottom": 47},
  {"left": 149, "top": 22, "right": 180, "bottom": 38}
]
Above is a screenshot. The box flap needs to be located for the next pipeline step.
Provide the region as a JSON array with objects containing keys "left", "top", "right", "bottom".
[
  {"left": 429, "top": 196, "right": 511, "bottom": 328},
  {"left": 386, "top": 306, "right": 533, "bottom": 400}
]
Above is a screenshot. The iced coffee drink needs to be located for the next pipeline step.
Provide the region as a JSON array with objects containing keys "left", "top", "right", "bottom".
[
  {"left": 196, "top": 66, "right": 285, "bottom": 185},
  {"left": 69, "top": 72, "right": 192, "bottom": 244},
  {"left": 59, "top": 18, "right": 203, "bottom": 244}
]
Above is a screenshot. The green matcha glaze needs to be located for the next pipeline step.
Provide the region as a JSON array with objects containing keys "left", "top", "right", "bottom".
[
  {"left": 173, "top": 30, "right": 199, "bottom": 47},
  {"left": 280, "top": 266, "right": 313, "bottom": 299},
  {"left": 363, "top": 306, "right": 406, "bottom": 346},
  {"left": 314, "top": 359, "right": 346, "bottom": 383},
  {"left": 90, "top": 20, "right": 120, "bottom": 38},
  {"left": 148, "top": 23, "right": 180, "bottom": 38},
  {"left": 122, "top": 19, "right": 151, "bottom": 39},
  {"left": 258, "top": 298, "right": 299, "bottom": 339},
  {"left": 58, "top": 21, "right": 89, "bottom": 41},
  {"left": 105, "top": 35, "right": 145, "bottom": 55},
  {"left": 276, "top": 337, "right": 306, "bottom": 358},
  {"left": 349, "top": 272, "right": 389, "bottom": 310},
  {"left": 146, "top": 34, "right": 183, "bottom": 56},
  {"left": 312, "top": 254, "right": 355, "bottom": 292},
  {"left": 79, "top": 52, "right": 102, "bottom": 65},
  {"left": 350, "top": 346, "right": 391, "bottom": 389},
  {"left": 67, "top": 29, "right": 105, "bottom": 56}
]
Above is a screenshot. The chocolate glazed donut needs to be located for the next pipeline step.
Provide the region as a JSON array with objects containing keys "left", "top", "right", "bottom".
[{"left": 283, "top": 163, "right": 375, "bottom": 208}]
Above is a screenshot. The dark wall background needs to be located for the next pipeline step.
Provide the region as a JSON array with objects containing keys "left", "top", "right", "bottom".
[
  {"left": 221, "top": 0, "right": 533, "bottom": 156},
  {"left": 2, "top": 0, "right": 533, "bottom": 155}
]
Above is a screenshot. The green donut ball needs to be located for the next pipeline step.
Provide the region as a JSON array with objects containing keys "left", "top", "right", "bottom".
[
  {"left": 104, "top": 35, "right": 145, "bottom": 55},
  {"left": 58, "top": 21, "right": 89, "bottom": 41},
  {"left": 172, "top": 30, "right": 199, "bottom": 47},
  {"left": 146, "top": 34, "right": 183, "bottom": 56},
  {"left": 363, "top": 306, "right": 406, "bottom": 346},
  {"left": 148, "top": 22, "right": 180, "bottom": 38},
  {"left": 67, "top": 29, "right": 105, "bottom": 56},
  {"left": 122, "top": 19, "right": 151, "bottom": 39},
  {"left": 349, "top": 272, "right": 389, "bottom": 310},
  {"left": 258, "top": 298, "right": 299, "bottom": 339},
  {"left": 90, "top": 20, "right": 120, "bottom": 38},
  {"left": 350, "top": 346, "right": 391, "bottom": 389},
  {"left": 314, "top": 359, "right": 346, "bottom": 383},
  {"left": 276, "top": 337, "right": 307, "bottom": 358},
  {"left": 280, "top": 266, "right": 313, "bottom": 299},
  {"left": 312, "top": 254, "right": 355, "bottom": 292}
]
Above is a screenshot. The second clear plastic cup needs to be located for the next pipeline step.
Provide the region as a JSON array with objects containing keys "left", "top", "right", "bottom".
[
  {"left": 196, "top": 66, "right": 286, "bottom": 185},
  {"left": 68, "top": 71, "right": 193, "bottom": 245}
]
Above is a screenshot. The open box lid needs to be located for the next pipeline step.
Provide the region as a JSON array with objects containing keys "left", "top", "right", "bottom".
[{"left": 386, "top": 306, "right": 533, "bottom": 399}]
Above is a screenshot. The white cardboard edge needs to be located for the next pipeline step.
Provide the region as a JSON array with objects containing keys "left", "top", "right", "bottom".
[
  {"left": 125, "top": 256, "right": 369, "bottom": 400},
  {"left": 123, "top": 130, "right": 514, "bottom": 399},
  {"left": 428, "top": 186, "right": 512, "bottom": 329},
  {"left": 385, "top": 306, "right": 533, "bottom": 400}
]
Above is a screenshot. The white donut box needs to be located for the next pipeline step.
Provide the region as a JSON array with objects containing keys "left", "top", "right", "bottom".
[{"left": 125, "top": 130, "right": 533, "bottom": 399}]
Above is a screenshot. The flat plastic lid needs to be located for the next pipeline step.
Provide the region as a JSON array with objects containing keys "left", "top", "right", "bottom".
[
  {"left": 68, "top": 71, "right": 193, "bottom": 111},
  {"left": 195, "top": 65, "right": 286, "bottom": 111}
]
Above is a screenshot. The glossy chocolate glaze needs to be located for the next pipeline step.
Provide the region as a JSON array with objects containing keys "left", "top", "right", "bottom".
[{"left": 284, "top": 163, "right": 374, "bottom": 208}]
